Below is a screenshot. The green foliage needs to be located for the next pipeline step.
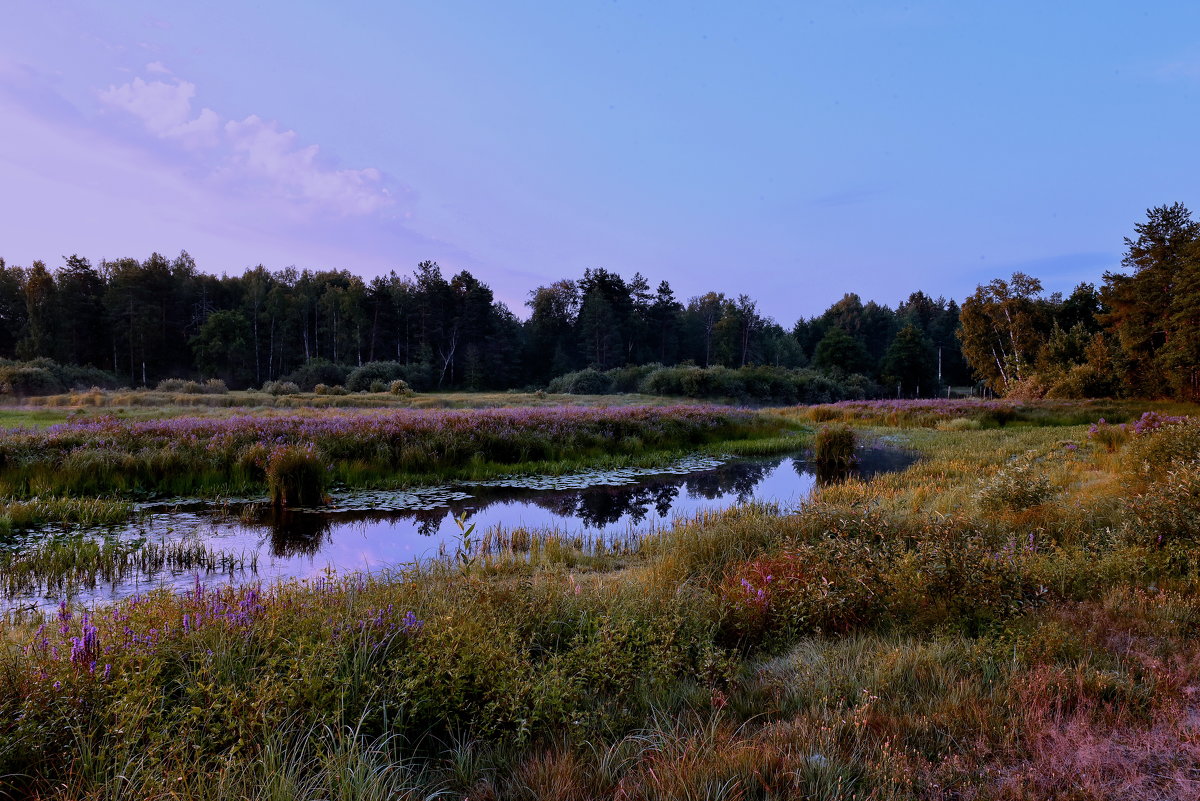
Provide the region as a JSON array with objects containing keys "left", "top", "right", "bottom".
[
  {"left": 0, "top": 358, "right": 119, "bottom": 396},
  {"left": 977, "top": 458, "right": 1055, "bottom": 511},
  {"left": 285, "top": 359, "right": 350, "bottom": 391},
  {"left": 812, "top": 327, "right": 873, "bottom": 375},
  {"left": 547, "top": 367, "right": 613, "bottom": 395},
  {"left": 881, "top": 323, "right": 937, "bottom": 396},
  {"left": 262, "top": 380, "right": 301, "bottom": 395},
  {"left": 345, "top": 361, "right": 430, "bottom": 392},
  {"left": 1124, "top": 460, "right": 1200, "bottom": 560}
]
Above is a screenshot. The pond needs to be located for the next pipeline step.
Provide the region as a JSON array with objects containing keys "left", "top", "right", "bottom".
[{"left": 3, "top": 446, "right": 915, "bottom": 612}]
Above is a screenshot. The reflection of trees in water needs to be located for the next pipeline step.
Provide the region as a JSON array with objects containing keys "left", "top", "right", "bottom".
[
  {"left": 682, "top": 460, "right": 778, "bottom": 503},
  {"left": 526, "top": 483, "right": 682, "bottom": 528},
  {"left": 796, "top": 447, "right": 918, "bottom": 487},
  {"left": 248, "top": 451, "right": 913, "bottom": 541},
  {"left": 266, "top": 511, "right": 334, "bottom": 556}
]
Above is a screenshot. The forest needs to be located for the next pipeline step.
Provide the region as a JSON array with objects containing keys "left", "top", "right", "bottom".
[{"left": 0, "top": 203, "right": 1196, "bottom": 400}]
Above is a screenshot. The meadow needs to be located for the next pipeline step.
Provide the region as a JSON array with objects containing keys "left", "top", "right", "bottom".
[
  {"left": 0, "top": 397, "right": 1198, "bottom": 799},
  {"left": 0, "top": 404, "right": 791, "bottom": 532}
]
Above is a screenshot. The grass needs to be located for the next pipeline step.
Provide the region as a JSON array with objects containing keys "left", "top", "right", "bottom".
[
  {"left": 0, "top": 405, "right": 795, "bottom": 508},
  {"left": 0, "top": 399, "right": 1198, "bottom": 799},
  {"left": 0, "top": 536, "right": 257, "bottom": 600},
  {"left": 11, "top": 388, "right": 721, "bottom": 412}
]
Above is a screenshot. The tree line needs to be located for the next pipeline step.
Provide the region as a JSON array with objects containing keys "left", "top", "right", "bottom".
[
  {"left": 0, "top": 202, "right": 1194, "bottom": 399},
  {"left": 0, "top": 254, "right": 970, "bottom": 395},
  {"left": 960, "top": 203, "right": 1200, "bottom": 401}
]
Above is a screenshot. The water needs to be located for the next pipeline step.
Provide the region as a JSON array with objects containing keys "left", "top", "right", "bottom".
[{"left": 3, "top": 447, "right": 914, "bottom": 611}]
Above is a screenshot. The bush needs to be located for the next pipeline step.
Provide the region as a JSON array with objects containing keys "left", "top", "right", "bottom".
[
  {"left": 0, "top": 366, "right": 61, "bottom": 396},
  {"left": 262, "top": 380, "right": 301, "bottom": 396},
  {"left": 1087, "top": 418, "right": 1130, "bottom": 453},
  {"left": 1124, "top": 461, "right": 1200, "bottom": 568},
  {"left": 284, "top": 359, "right": 349, "bottom": 392},
  {"left": 388, "top": 380, "right": 413, "bottom": 396},
  {"left": 313, "top": 384, "right": 348, "bottom": 396},
  {"left": 808, "top": 406, "right": 843, "bottom": 423},
  {"left": 266, "top": 446, "right": 327, "bottom": 507},
  {"left": 346, "top": 361, "right": 408, "bottom": 392},
  {"left": 0, "top": 359, "right": 119, "bottom": 396},
  {"left": 153, "top": 378, "right": 228, "bottom": 394},
  {"left": 977, "top": 459, "right": 1054, "bottom": 511},
  {"left": 1121, "top": 415, "right": 1198, "bottom": 480},
  {"left": 606, "top": 363, "right": 661, "bottom": 393},
  {"left": 547, "top": 368, "right": 613, "bottom": 395}
]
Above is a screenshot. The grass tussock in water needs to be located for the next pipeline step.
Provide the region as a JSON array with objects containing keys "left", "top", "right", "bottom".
[{"left": 1, "top": 401, "right": 1199, "bottom": 799}]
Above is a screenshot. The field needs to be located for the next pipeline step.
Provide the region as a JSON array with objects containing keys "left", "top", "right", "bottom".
[{"left": 0, "top": 396, "right": 1198, "bottom": 799}]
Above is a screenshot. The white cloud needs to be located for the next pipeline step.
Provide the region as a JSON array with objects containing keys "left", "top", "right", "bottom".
[
  {"left": 145, "top": 61, "right": 171, "bottom": 75},
  {"left": 224, "top": 115, "right": 390, "bottom": 215},
  {"left": 99, "top": 76, "right": 219, "bottom": 147},
  {"left": 98, "top": 71, "right": 393, "bottom": 217}
]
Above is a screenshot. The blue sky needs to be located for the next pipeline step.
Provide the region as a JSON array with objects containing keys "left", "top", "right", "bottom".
[{"left": 2, "top": 1, "right": 1199, "bottom": 323}]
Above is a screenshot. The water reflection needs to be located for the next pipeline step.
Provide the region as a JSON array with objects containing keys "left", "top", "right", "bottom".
[
  {"left": 260, "top": 447, "right": 913, "bottom": 549},
  {"left": 6, "top": 447, "right": 917, "bottom": 611}
]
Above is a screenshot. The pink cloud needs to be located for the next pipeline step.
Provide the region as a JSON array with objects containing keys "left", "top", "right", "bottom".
[
  {"left": 99, "top": 71, "right": 393, "bottom": 217},
  {"left": 224, "top": 115, "right": 390, "bottom": 216},
  {"left": 99, "top": 76, "right": 219, "bottom": 147}
]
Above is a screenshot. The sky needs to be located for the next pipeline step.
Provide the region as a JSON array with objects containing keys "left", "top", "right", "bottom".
[{"left": 2, "top": 1, "right": 1199, "bottom": 324}]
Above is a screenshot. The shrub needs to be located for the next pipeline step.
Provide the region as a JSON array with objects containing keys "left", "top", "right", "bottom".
[
  {"left": 157, "top": 378, "right": 230, "bottom": 394},
  {"left": 1087, "top": 418, "right": 1130, "bottom": 453},
  {"left": 547, "top": 368, "right": 613, "bottom": 395},
  {"left": 313, "top": 383, "right": 348, "bottom": 396},
  {"left": 0, "top": 366, "right": 62, "bottom": 396},
  {"left": 719, "top": 540, "right": 884, "bottom": 644},
  {"left": 977, "top": 459, "right": 1054, "bottom": 511},
  {"left": 346, "top": 361, "right": 409, "bottom": 392},
  {"left": 388, "top": 380, "right": 413, "bottom": 396},
  {"left": 1124, "top": 461, "right": 1200, "bottom": 570},
  {"left": 262, "top": 380, "right": 301, "bottom": 396},
  {"left": 266, "top": 446, "right": 327, "bottom": 507},
  {"left": 936, "top": 417, "right": 981, "bottom": 431},
  {"left": 1121, "top": 415, "right": 1198, "bottom": 480},
  {"left": 155, "top": 378, "right": 188, "bottom": 392},
  {"left": 285, "top": 359, "right": 349, "bottom": 391}
]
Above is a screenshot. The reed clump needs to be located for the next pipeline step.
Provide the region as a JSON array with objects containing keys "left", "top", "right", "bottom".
[
  {"left": 266, "top": 446, "right": 327, "bottom": 508},
  {"left": 813, "top": 424, "right": 857, "bottom": 470}
]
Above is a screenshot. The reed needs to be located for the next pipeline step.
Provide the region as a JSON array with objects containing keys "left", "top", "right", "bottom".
[{"left": 0, "top": 401, "right": 1197, "bottom": 799}]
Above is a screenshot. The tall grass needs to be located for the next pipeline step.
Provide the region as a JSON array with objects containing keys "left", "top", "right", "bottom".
[
  {"left": 0, "top": 406, "right": 789, "bottom": 500},
  {"left": 0, "top": 536, "right": 257, "bottom": 599},
  {"left": 0, "top": 402, "right": 1197, "bottom": 798}
]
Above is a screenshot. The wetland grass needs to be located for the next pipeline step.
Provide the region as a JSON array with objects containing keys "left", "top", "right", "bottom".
[
  {"left": 1, "top": 400, "right": 1198, "bottom": 799},
  {"left": 0, "top": 536, "right": 257, "bottom": 601}
]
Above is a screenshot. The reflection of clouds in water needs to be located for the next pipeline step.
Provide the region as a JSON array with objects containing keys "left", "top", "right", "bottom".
[
  {"left": 13, "top": 449, "right": 917, "bottom": 612},
  {"left": 239, "top": 450, "right": 917, "bottom": 542}
]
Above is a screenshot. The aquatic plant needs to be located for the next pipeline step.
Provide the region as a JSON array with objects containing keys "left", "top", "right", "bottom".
[
  {"left": 266, "top": 445, "right": 327, "bottom": 508},
  {"left": 813, "top": 424, "right": 856, "bottom": 471},
  {"left": 0, "top": 405, "right": 775, "bottom": 499}
]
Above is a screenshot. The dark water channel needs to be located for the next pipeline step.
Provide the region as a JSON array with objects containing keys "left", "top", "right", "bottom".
[{"left": 7, "top": 447, "right": 915, "bottom": 611}]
